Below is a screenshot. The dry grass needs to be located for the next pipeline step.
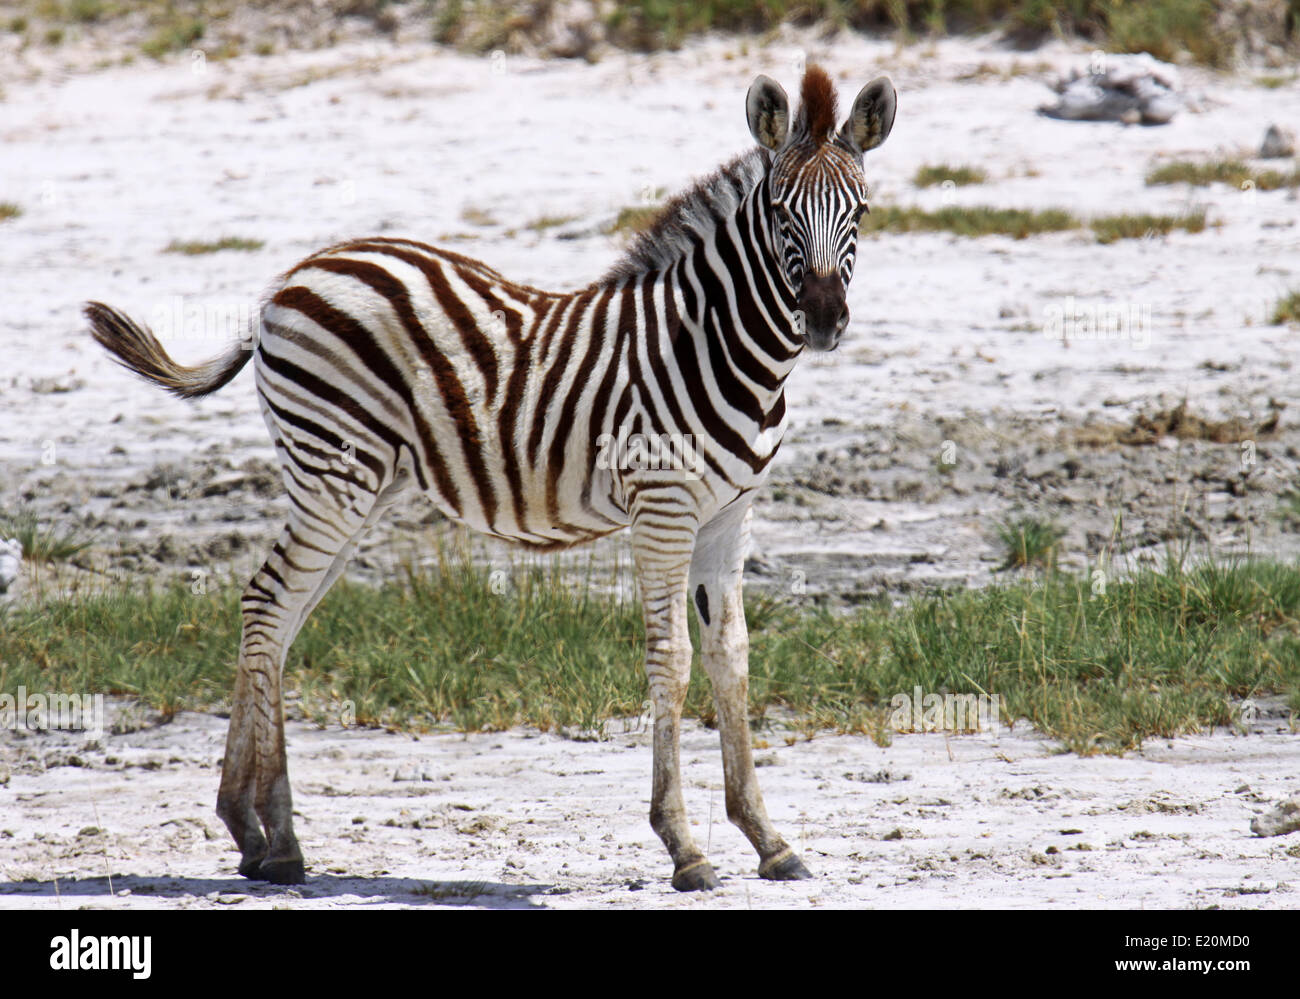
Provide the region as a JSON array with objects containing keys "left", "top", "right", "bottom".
[
  {"left": 1272, "top": 290, "right": 1300, "bottom": 326},
  {"left": 460, "top": 206, "right": 498, "bottom": 227},
  {"left": 524, "top": 214, "right": 577, "bottom": 233},
  {"left": 606, "top": 205, "right": 664, "bottom": 236}
]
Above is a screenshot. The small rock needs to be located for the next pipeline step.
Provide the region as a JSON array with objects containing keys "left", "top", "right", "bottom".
[
  {"left": 1021, "top": 456, "right": 1062, "bottom": 482},
  {"left": 29, "top": 375, "right": 86, "bottom": 394},
  {"left": 0, "top": 538, "right": 21, "bottom": 595},
  {"left": 392, "top": 762, "right": 435, "bottom": 782},
  {"left": 1260, "top": 123, "right": 1296, "bottom": 159},
  {"left": 1251, "top": 797, "right": 1300, "bottom": 837},
  {"left": 215, "top": 893, "right": 249, "bottom": 905}
]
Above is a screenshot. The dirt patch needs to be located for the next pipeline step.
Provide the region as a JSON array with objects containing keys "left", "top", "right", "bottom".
[
  {"left": 744, "top": 402, "right": 1300, "bottom": 602},
  {"left": 1113, "top": 399, "right": 1285, "bottom": 446}
]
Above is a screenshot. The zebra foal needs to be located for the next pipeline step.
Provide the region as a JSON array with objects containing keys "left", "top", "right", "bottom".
[{"left": 87, "top": 64, "right": 896, "bottom": 892}]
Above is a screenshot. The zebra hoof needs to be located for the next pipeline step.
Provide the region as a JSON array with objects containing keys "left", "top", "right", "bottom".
[
  {"left": 671, "top": 859, "right": 721, "bottom": 892},
  {"left": 256, "top": 857, "right": 306, "bottom": 885},
  {"left": 237, "top": 853, "right": 267, "bottom": 880},
  {"left": 758, "top": 850, "right": 813, "bottom": 881}
]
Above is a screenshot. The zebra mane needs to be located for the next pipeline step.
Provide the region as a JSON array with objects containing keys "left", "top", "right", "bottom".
[{"left": 602, "top": 147, "right": 769, "bottom": 282}]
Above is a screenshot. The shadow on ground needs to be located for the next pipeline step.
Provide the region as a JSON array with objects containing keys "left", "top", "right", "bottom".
[{"left": 0, "top": 873, "right": 556, "bottom": 909}]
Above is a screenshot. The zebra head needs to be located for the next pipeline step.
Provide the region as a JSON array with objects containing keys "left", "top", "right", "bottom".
[{"left": 746, "top": 66, "right": 897, "bottom": 352}]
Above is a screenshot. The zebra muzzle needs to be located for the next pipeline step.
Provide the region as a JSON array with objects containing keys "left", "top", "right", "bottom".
[{"left": 795, "top": 273, "right": 849, "bottom": 352}]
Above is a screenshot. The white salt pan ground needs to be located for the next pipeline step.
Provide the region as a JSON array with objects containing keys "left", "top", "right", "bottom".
[{"left": 0, "top": 699, "right": 1296, "bottom": 909}]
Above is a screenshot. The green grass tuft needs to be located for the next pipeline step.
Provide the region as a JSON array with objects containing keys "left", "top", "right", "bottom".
[
  {"left": 1147, "top": 159, "right": 1300, "bottom": 191},
  {"left": 997, "top": 516, "right": 1065, "bottom": 570},
  {"left": 1092, "top": 210, "right": 1207, "bottom": 244},
  {"left": 913, "top": 164, "right": 988, "bottom": 188},
  {"left": 163, "top": 236, "right": 264, "bottom": 255},
  {"left": 141, "top": 15, "right": 204, "bottom": 59},
  {"left": 862, "top": 205, "right": 1082, "bottom": 239},
  {"left": 67, "top": 0, "right": 105, "bottom": 24},
  {"left": 1277, "top": 490, "right": 1300, "bottom": 523},
  {"left": 0, "top": 202, "right": 21, "bottom": 222},
  {"left": 0, "top": 509, "right": 93, "bottom": 564},
  {"left": 1271, "top": 289, "right": 1300, "bottom": 325},
  {"left": 860, "top": 203, "right": 1213, "bottom": 242}
]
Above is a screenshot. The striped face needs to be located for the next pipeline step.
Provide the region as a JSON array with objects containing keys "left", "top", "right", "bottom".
[
  {"left": 745, "top": 69, "right": 897, "bottom": 353},
  {"left": 770, "top": 142, "right": 870, "bottom": 351}
]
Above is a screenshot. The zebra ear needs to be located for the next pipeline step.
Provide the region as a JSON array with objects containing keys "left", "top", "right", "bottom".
[
  {"left": 839, "top": 76, "right": 897, "bottom": 154},
  {"left": 746, "top": 75, "right": 789, "bottom": 151}
]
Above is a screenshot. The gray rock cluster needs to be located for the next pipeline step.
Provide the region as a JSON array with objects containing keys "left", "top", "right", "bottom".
[{"left": 1040, "top": 53, "right": 1183, "bottom": 125}]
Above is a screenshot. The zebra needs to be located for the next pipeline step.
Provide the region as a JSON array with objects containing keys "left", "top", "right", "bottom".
[{"left": 86, "top": 63, "right": 896, "bottom": 892}]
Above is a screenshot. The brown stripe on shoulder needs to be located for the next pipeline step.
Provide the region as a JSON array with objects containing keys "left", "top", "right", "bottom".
[{"left": 797, "top": 64, "right": 838, "bottom": 144}]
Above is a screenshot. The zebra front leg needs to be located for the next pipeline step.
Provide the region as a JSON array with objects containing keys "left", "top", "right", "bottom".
[
  {"left": 691, "top": 504, "right": 812, "bottom": 882},
  {"left": 630, "top": 503, "right": 719, "bottom": 891}
]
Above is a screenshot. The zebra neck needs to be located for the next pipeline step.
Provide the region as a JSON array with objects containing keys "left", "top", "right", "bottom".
[{"left": 681, "top": 174, "right": 804, "bottom": 391}]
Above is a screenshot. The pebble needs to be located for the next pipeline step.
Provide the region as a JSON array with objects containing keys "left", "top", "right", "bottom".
[{"left": 1260, "top": 123, "right": 1296, "bottom": 158}]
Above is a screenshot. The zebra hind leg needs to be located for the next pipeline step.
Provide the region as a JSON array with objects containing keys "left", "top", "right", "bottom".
[{"left": 217, "top": 456, "right": 411, "bottom": 884}]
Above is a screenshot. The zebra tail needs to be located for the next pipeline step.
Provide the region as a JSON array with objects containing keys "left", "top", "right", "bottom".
[{"left": 84, "top": 300, "right": 253, "bottom": 400}]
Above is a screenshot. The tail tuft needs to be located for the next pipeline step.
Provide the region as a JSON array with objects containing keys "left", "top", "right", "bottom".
[{"left": 85, "top": 301, "right": 253, "bottom": 400}]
